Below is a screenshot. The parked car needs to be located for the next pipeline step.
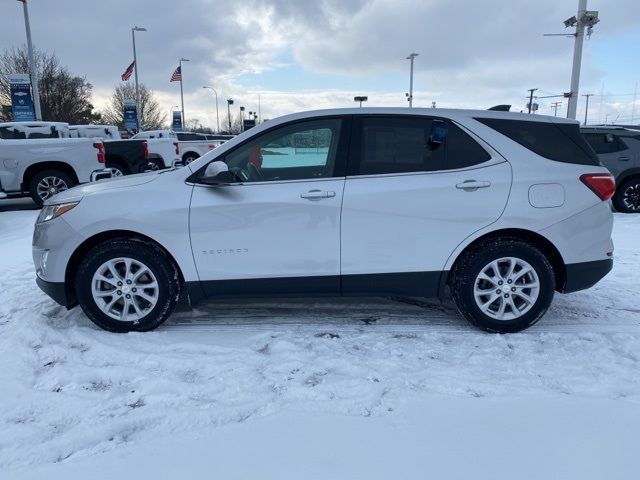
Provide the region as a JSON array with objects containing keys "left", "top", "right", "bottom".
[
  {"left": 131, "top": 130, "right": 227, "bottom": 165},
  {"left": 69, "top": 125, "right": 121, "bottom": 140},
  {"left": 0, "top": 136, "right": 109, "bottom": 205},
  {"left": 581, "top": 126, "right": 640, "bottom": 213},
  {"left": 70, "top": 125, "right": 179, "bottom": 170},
  {"left": 102, "top": 139, "right": 151, "bottom": 176},
  {"left": 33, "top": 108, "right": 614, "bottom": 333},
  {"left": 0, "top": 121, "right": 70, "bottom": 139}
]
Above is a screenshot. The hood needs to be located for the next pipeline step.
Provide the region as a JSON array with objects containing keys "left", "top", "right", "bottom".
[{"left": 45, "top": 171, "right": 161, "bottom": 205}]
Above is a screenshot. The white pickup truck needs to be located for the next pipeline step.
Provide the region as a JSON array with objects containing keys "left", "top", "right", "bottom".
[
  {"left": 71, "top": 124, "right": 180, "bottom": 169},
  {"left": 131, "top": 130, "right": 230, "bottom": 165},
  {"left": 0, "top": 136, "right": 109, "bottom": 205}
]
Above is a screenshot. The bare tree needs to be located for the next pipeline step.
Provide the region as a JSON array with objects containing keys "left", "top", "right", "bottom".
[
  {"left": 0, "top": 46, "right": 100, "bottom": 123},
  {"left": 220, "top": 113, "right": 243, "bottom": 134},
  {"left": 101, "top": 83, "right": 165, "bottom": 131}
]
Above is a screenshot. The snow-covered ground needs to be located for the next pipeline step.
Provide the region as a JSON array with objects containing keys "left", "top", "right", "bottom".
[{"left": 1, "top": 209, "right": 639, "bottom": 479}]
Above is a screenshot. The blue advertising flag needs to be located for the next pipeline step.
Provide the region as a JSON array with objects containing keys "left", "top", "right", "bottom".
[
  {"left": 123, "top": 100, "right": 139, "bottom": 132},
  {"left": 172, "top": 111, "right": 183, "bottom": 132},
  {"left": 9, "top": 74, "right": 35, "bottom": 122}
]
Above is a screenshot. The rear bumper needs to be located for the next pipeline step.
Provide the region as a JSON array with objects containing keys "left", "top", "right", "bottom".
[
  {"left": 36, "top": 276, "right": 71, "bottom": 307},
  {"left": 562, "top": 258, "right": 613, "bottom": 293},
  {"left": 90, "top": 169, "right": 112, "bottom": 182}
]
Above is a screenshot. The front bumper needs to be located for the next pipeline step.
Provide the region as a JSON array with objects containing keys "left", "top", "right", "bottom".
[
  {"left": 562, "top": 258, "right": 613, "bottom": 293},
  {"left": 36, "top": 277, "right": 70, "bottom": 307}
]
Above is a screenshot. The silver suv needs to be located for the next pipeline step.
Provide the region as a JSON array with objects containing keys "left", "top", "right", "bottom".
[{"left": 581, "top": 126, "right": 640, "bottom": 213}]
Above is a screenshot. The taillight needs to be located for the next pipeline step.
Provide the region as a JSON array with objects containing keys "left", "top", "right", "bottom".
[
  {"left": 142, "top": 141, "right": 149, "bottom": 160},
  {"left": 93, "top": 142, "right": 105, "bottom": 163},
  {"left": 580, "top": 173, "right": 615, "bottom": 201},
  {"left": 173, "top": 141, "right": 179, "bottom": 155}
]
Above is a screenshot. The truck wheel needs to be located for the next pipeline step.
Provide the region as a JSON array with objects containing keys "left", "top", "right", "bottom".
[
  {"left": 182, "top": 153, "right": 199, "bottom": 165},
  {"left": 75, "top": 238, "right": 181, "bottom": 333},
  {"left": 450, "top": 238, "right": 555, "bottom": 333},
  {"left": 612, "top": 178, "right": 640, "bottom": 213},
  {"left": 29, "top": 169, "right": 74, "bottom": 206},
  {"left": 105, "top": 164, "right": 126, "bottom": 177}
]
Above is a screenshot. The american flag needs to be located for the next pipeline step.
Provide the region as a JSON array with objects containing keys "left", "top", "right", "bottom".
[
  {"left": 121, "top": 61, "right": 135, "bottom": 81},
  {"left": 170, "top": 66, "right": 182, "bottom": 82}
]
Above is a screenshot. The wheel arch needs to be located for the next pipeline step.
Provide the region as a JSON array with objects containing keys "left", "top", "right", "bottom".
[
  {"left": 442, "top": 228, "right": 567, "bottom": 295},
  {"left": 616, "top": 168, "right": 640, "bottom": 186},
  {"left": 64, "top": 229, "right": 185, "bottom": 308},
  {"left": 22, "top": 161, "right": 79, "bottom": 192}
]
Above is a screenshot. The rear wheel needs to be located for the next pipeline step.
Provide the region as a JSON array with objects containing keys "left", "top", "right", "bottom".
[
  {"left": 75, "top": 238, "right": 180, "bottom": 332},
  {"left": 612, "top": 178, "right": 640, "bottom": 213},
  {"left": 182, "top": 153, "right": 199, "bottom": 165},
  {"left": 450, "top": 238, "right": 555, "bottom": 333},
  {"left": 105, "top": 164, "right": 126, "bottom": 177},
  {"left": 29, "top": 169, "right": 74, "bottom": 206}
]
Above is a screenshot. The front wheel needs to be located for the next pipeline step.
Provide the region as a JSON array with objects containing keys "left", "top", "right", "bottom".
[
  {"left": 450, "top": 238, "right": 555, "bottom": 333},
  {"left": 612, "top": 178, "right": 640, "bottom": 213},
  {"left": 75, "top": 238, "right": 180, "bottom": 332}
]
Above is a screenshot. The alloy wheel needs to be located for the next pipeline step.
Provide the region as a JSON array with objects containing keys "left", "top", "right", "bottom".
[
  {"left": 623, "top": 183, "right": 640, "bottom": 211},
  {"left": 36, "top": 176, "right": 69, "bottom": 201}
]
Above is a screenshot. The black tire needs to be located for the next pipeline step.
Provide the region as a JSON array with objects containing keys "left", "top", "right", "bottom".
[
  {"left": 105, "top": 164, "right": 126, "bottom": 177},
  {"left": 29, "top": 169, "right": 74, "bottom": 206},
  {"left": 450, "top": 238, "right": 555, "bottom": 333},
  {"left": 182, "top": 153, "right": 199, "bottom": 165},
  {"left": 75, "top": 238, "right": 181, "bottom": 333},
  {"left": 612, "top": 178, "right": 640, "bottom": 213},
  {"left": 143, "top": 159, "right": 164, "bottom": 172}
]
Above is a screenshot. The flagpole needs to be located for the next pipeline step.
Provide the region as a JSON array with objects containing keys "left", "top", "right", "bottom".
[
  {"left": 131, "top": 26, "right": 146, "bottom": 131},
  {"left": 178, "top": 58, "right": 189, "bottom": 130}
]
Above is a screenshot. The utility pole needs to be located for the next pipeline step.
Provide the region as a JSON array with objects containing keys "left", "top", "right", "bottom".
[
  {"left": 19, "top": 0, "right": 42, "bottom": 120},
  {"left": 551, "top": 101, "right": 562, "bottom": 116},
  {"left": 582, "top": 93, "right": 593, "bottom": 125},
  {"left": 258, "top": 94, "right": 261, "bottom": 124},
  {"left": 406, "top": 53, "right": 418, "bottom": 107},
  {"left": 179, "top": 58, "right": 190, "bottom": 129},
  {"left": 527, "top": 88, "right": 538, "bottom": 114}
]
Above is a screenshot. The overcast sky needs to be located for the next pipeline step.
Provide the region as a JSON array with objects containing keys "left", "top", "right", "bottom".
[{"left": 1, "top": 0, "right": 639, "bottom": 127}]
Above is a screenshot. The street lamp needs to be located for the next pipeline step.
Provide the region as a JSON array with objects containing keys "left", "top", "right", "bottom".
[
  {"left": 354, "top": 96, "right": 368, "bottom": 107},
  {"left": 202, "top": 86, "right": 220, "bottom": 133},
  {"left": 19, "top": 0, "right": 42, "bottom": 120},
  {"left": 226, "top": 98, "right": 234, "bottom": 133},
  {"left": 406, "top": 53, "right": 419, "bottom": 107},
  {"left": 132, "top": 26, "right": 147, "bottom": 130},
  {"left": 178, "top": 58, "right": 190, "bottom": 128}
]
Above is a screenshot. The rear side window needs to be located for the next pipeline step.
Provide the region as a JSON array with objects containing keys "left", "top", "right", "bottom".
[
  {"left": 446, "top": 122, "right": 491, "bottom": 169},
  {"left": 476, "top": 118, "right": 599, "bottom": 166},
  {"left": 583, "top": 132, "right": 627, "bottom": 154}
]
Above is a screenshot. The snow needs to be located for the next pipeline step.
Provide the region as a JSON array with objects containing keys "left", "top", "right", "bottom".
[{"left": 1, "top": 210, "right": 639, "bottom": 479}]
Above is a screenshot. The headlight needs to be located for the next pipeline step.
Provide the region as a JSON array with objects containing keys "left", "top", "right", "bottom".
[{"left": 37, "top": 202, "right": 79, "bottom": 223}]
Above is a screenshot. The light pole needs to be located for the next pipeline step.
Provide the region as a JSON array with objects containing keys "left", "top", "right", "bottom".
[
  {"left": 131, "top": 26, "right": 146, "bottom": 130},
  {"left": 179, "top": 58, "right": 190, "bottom": 129},
  {"left": 354, "top": 96, "right": 368, "bottom": 107},
  {"left": 202, "top": 86, "right": 220, "bottom": 133},
  {"left": 226, "top": 98, "right": 234, "bottom": 133},
  {"left": 582, "top": 93, "right": 594, "bottom": 125},
  {"left": 406, "top": 53, "right": 419, "bottom": 107},
  {"left": 19, "top": 0, "right": 42, "bottom": 120}
]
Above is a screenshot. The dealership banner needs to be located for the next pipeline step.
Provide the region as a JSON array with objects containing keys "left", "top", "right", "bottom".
[
  {"left": 123, "top": 100, "right": 139, "bottom": 131},
  {"left": 172, "top": 110, "right": 182, "bottom": 131},
  {"left": 8, "top": 73, "right": 35, "bottom": 122}
]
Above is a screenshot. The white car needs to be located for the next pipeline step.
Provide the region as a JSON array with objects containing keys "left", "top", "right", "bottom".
[
  {"left": 32, "top": 108, "right": 614, "bottom": 333},
  {"left": 132, "top": 130, "right": 226, "bottom": 165}
]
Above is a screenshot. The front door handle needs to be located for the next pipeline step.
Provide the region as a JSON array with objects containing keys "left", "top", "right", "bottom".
[
  {"left": 456, "top": 180, "right": 491, "bottom": 191},
  {"left": 618, "top": 156, "right": 631, "bottom": 162},
  {"left": 300, "top": 189, "right": 336, "bottom": 200}
]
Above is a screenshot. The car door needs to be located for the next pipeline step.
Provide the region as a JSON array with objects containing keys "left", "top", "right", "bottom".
[
  {"left": 340, "top": 115, "right": 511, "bottom": 297},
  {"left": 189, "top": 117, "right": 349, "bottom": 296},
  {"left": 583, "top": 132, "right": 632, "bottom": 178}
]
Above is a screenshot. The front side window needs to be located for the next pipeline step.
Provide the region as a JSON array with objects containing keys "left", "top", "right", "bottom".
[{"left": 223, "top": 119, "right": 342, "bottom": 182}]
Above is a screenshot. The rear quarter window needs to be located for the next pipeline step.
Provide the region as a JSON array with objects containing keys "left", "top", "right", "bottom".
[{"left": 476, "top": 118, "right": 600, "bottom": 166}]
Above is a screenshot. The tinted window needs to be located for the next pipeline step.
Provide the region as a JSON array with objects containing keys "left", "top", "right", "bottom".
[
  {"left": 0, "top": 127, "right": 26, "bottom": 139},
  {"left": 583, "top": 132, "right": 627, "bottom": 154},
  {"left": 477, "top": 118, "right": 599, "bottom": 166},
  {"left": 358, "top": 117, "right": 445, "bottom": 174},
  {"left": 177, "top": 133, "right": 206, "bottom": 141},
  {"left": 223, "top": 119, "right": 342, "bottom": 182},
  {"left": 446, "top": 122, "right": 491, "bottom": 169}
]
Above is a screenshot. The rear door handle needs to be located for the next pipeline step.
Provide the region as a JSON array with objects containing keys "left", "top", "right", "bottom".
[
  {"left": 618, "top": 156, "right": 631, "bottom": 161},
  {"left": 300, "top": 189, "right": 336, "bottom": 200},
  {"left": 456, "top": 180, "right": 491, "bottom": 191}
]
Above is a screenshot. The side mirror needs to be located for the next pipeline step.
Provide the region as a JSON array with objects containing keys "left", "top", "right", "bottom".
[
  {"left": 200, "top": 161, "right": 236, "bottom": 185},
  {"left": 428, "top": 119, "right": 448, "bottom": 148}
]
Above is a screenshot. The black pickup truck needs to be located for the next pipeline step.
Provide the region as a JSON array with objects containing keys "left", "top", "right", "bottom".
[{"left": 104, "top": 140, "right": 152, "bottom": 176}]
